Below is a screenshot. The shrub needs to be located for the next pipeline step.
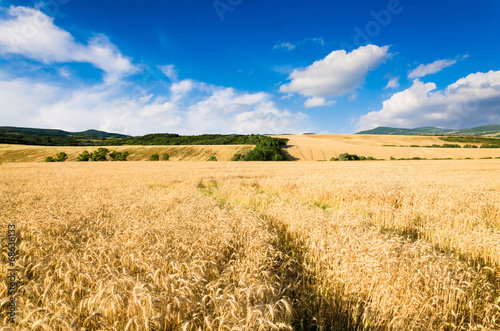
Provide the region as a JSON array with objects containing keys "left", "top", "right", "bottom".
[
  {"left": 390, "top": 156, "right": 396, "bottom": 160},
  {"left": 162, "top": 153, "right": 170, "bottom": 161},
  {"left": 45, "top": 152, "right": 67, "bottom": 162},
  {"left": 149, "top": 153, "right": 160, "bottom": 161},
  {"left": 231, "top": 153, "right": 246, "bottom": 161},
  {"left": 331, "top": 153, "right": 377, "bottom": 161},
  {"left": 77, "top": 150, "right": 91, "bottom": 161},
  {"left": 463, "top": 144, "right": 478, "bottom": 148},
  {"left": 339, "top": 153, "right": 359, "bottom": 161},
  {"left": 442, "top": 144, "right": 461, "bottom": 148},
  {"left": 207, "top": 155, "right": 217, "bottom": 161},
  {"left": 91, "top": 148, "right": 109, "bottom": 161},
  {"left": 480, "top": 144, "right": 500, "bottom": 148},
  {"left": 56, "top": 152, "right": 68, "bottom": 162},
  {"left": 109, "top": 151, "right": 129, "bottom": 161}
]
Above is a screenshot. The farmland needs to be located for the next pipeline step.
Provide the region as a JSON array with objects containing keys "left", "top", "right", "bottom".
[
  {"left": 0, "top": 144, "right": 255, "bottom": 163},
  {"left": 279, "top": 135, "right": 500, "bottom": 161},
  {"left": 1, "top": 160, "right": 500, "bottom": 330},
  {"left": 1, "top": 133, "right": 500, "bottom": 163}
]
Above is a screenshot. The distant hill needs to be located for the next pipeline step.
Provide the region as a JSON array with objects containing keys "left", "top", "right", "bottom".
[
  {"left": 357, "top": 125, "right": 500, "bottom": 136},
  {"left": 0, "top": 126, "right": 129, "bottom": 138},
  {"left": 0, "top": 126, "right": 288, "bottom": 148}
]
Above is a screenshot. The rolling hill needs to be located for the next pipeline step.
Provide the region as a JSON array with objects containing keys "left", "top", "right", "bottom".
[
  {"left": 0, "top": 126, "right": 130, "bottom": 138},
  {"left": 357, "top": 125, "right": 500, "bottom": 136}
]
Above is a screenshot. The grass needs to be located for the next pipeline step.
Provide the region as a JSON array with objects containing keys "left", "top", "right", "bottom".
[{"left": 1, "top": 160, "right": 499, "bottom": 330}]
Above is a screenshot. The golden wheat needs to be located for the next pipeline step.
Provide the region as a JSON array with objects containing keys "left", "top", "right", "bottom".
[
  {"left": 277, "top": 135, "right": 500, "bottom": 160},
  {"left": 1, "top": 160, "right": 499, "bottom": 330}
]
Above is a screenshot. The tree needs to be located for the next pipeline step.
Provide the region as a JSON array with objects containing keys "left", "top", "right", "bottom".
[
  {"left": 55, "top": 152, "right": 68, "bottom": 162},
  {"left": 91, "top": 148, "right": 109, "bottom": 161},
  {"left": 162, "top": 153, "right": 170, "bottom": 161},
  {"left": 109, "top": 151, "right": 129, "bottom": 161},
  {"left": 149, "top": 153, "right": 159, "bottom": 161},
  {"left": 45, "top": 156, "right": 55, "bottom": 162},
  {"left": 77, "top": 150, "right": 91, "bottom": 161}
]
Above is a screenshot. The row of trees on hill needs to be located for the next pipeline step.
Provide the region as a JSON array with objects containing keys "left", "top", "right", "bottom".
[
  {"left": 3, "top": 132, "right": 284, "bottom": 147},
  {"left": 46, "top": 149, "right": 131, "bottom": 162}
]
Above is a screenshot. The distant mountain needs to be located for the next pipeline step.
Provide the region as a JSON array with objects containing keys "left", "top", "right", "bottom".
[
  {"left": 356, "top": 125, "right": 500, "bottom": 136},
  {"left": 0, "top": 126, "right": 130, "bottom": 138}
]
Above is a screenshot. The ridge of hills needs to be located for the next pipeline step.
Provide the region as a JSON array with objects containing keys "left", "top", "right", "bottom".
[{"left": 356, "top": 125, "right": 500, "bottom": 136}]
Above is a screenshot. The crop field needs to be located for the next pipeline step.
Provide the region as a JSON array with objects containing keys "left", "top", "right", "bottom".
[
  {"left": 1, "top": 160, "right": 500, "bottom": 330},
  {"left": 278, "top": 135, "right": 500, "bottom": 161},
  {"left": 0, "top": 144, "right": 255, "bottom": 163}
]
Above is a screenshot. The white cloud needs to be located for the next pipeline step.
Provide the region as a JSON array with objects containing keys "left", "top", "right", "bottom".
[
  {"left": 170, "top": 79, "right": 195, "bottom": 102},
  {"left": 408, "top": 59, "right": 457, "bottom": 79},
  {"left": 181, "top": 87, "right": 308, "bottom": 134},
  {"left": 357, "top": 70, "right": 500, "bottom": 131},
  {"left": 274, "top": 37, "right": 324, "bottom": 52},
  {"left": 304, "top": 97, "right": 335, "bottom": 108},
  {"left": 137, "top": 102, "right": 178, "bottom": 118},
  {"left": 0, "top": 77, "right": 60, "bottom": 128},
  {"left": 158, "top": 64, "right": 178, "bottom": 82},
  {"left": 384, "top": 76, "right": 399, "bottom": 89},
  {"left": 0, "top": 5, "right": 311, "bottom": 135},
  {"left": 274, "top": 42, "right": 296, "bottom": 51},
  {"left": 57, "top": 67, "right": 71, "bottom": 78},
  {"left": 0, "top": 6, "right": 136, "bottom": 83},
  {"left": 0, "top": 71, "right": 310, "bottom": 135},
  {"left": 233, "top": 102, "right": 308, "bottom": 133},
  {"left": 280, "top": 45, "right": 391, "bottom": 98}
]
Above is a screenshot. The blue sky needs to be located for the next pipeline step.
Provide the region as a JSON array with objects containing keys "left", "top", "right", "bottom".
[{"left": 1, "top": 0, "right": 500, "bottom": 135}]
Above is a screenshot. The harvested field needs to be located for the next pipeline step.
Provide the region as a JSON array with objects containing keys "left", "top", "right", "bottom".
[
  {"left": 278, "top": 135, "right": 500, "bottom": 160},
  {"left": 1, "top": 160, "right": 500, "bottom": 330},
  {"left": 0, "top": 144, "right": 254, "bottom": 163}
]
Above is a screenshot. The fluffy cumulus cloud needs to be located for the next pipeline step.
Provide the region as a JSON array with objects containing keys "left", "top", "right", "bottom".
[
  {"left": 408, "top": 59, "right": 457, "bottom": 79},
  {"left": 0, "top": 6, "right": 136, "bottom": 82},
  {"left": 0, "top": 72, "right": 310, "bottom": 134},
  {"left": 182, "top": 86, "right": 308, "bottom": 134},
  {"left": 357, "top": 70, "right": 500, "bottom": 130},
  {"left": 280, "top": 45, "right": 391, "bottom": 104},
  {"left": 0, "top": 5, "right": 310, "bottom": 135}
]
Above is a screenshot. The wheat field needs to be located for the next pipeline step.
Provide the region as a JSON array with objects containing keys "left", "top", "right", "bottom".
[
  {"left": 278, "top": 135, "right": 500, "bottom": 161},
  {"left": 0, "top": 144, "right": 255, "bottom": 163},
  {"left": 1, "top": 160, "right": 500, "bottom": 330}
]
